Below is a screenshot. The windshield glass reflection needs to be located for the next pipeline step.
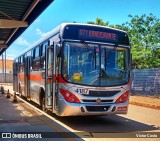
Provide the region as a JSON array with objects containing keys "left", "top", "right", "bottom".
[{"left": 62, "top": 42, "right": 129, "bottom": 86}]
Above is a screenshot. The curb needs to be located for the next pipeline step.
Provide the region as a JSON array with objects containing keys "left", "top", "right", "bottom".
[
  {"left": 129, "top": 101, "right": 160, "bottom": 110},
  {"left": 0, "top": 83, "right": 13, "bottom": 86}
]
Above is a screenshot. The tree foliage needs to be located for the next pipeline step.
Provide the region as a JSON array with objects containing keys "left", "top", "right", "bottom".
[
  {"left": 125, "top": 14, "right": 160, "bottom": 68},
  {"left": 87, "top": 18, "right": 109, "bottom": 26},
  {"left": 88, "top": 15, "right": 160, "bottom": 69}
]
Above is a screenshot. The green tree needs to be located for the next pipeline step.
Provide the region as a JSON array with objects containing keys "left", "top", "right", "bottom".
[
  {"left": 87, "top": 18, "right": 109, "bottom": 26},
  {"left": 125, "top": 14, "right": 160, "bottom": 68}
]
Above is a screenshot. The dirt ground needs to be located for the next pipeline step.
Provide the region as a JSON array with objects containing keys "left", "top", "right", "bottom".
[{"left": 129, "top": 95, "right": 160, "bottom": 110}]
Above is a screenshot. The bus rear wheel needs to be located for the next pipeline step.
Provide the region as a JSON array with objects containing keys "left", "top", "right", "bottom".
[{"left": 39, "top": 89, "right": 47, "bottom": 112}]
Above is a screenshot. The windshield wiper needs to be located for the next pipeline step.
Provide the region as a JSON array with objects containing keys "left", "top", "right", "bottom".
[
  {"left": 80, "top": 40, "right": 95, "bottom": 58},
  {"left": 105, "top": 42, "right": 119, "bottom": 60}
]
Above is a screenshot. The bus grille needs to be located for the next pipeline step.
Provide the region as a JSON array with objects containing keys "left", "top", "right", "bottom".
[
  {"left": 86, "top": 90, "right": 120, "bottom": 97},
  {"left": 82, "top": 100, "right": 113, "bottom": 103},
  {"left": 86, "top": 106, "right": 110, "bottom": 112}
]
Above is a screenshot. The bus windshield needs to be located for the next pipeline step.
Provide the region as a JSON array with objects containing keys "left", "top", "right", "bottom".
[{"left": 62, "top": 42, "right": 130, "bottom": 86}]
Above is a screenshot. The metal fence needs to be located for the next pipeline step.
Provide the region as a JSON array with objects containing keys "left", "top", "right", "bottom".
[
  {"left": 131, "top": 68, "right": 160, "bottom": 97},
  {"left": 0, "top": 73, "right": 13, "bottom": 83}
]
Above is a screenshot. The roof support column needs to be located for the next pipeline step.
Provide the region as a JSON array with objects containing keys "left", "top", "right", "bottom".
[
  {"left": 4, "top": 51, "right": 6, "bottom": 82},
  {"left": 1, "top": 53, "right": 4, "bottom": 82}
]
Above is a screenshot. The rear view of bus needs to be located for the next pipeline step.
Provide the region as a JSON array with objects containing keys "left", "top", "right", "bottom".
[{"left": 58, "top": 23, "right": 131, "bottom": 116}]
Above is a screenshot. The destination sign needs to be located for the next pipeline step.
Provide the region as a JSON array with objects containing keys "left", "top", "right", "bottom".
[
  {"left": 79, "top": 29, "right": 117, "bottom": 41},
  {"left": 62, "top": 24, "right": 129, "bottom": 45}
]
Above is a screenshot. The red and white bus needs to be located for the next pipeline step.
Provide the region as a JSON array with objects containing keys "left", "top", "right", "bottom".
[{"left": 13, "top": 23, "right": 131, "bottom": 116}]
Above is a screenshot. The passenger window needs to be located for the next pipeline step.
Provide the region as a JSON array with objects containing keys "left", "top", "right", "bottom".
[
  {"left": 32, "top": 49, "right": 35, "bottom": 59},
  {"left": 42, "top": 41, "right": 49, "bottom": 56},
  {"left": 40, "top": 41, "right": 49, "bottom": 69},
  {"left": 27, "top": 50, "right": 32, "bottom": 57},
  {"left": 35, "top": 46, "right": 40, "bottom": 58},
  {"left": 32, "top": 46, "right": 40, "bottom": 71}
]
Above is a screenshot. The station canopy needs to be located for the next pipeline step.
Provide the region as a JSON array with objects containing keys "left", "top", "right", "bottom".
[{"left": 0, "top": 0, "right": 54, "bottom": 55}]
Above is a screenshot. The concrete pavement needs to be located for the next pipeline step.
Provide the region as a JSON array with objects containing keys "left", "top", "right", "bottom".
[{"left": 0, "top": 87, "right": 83, "bottom": 141}]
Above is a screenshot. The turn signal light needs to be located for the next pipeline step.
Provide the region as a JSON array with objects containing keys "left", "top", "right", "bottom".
[
  {"left": 115, "top": 91, "right": 129, "bottom": 104},
  {"left": 60, "top": 88, "right": 80, "bottom": 103}
]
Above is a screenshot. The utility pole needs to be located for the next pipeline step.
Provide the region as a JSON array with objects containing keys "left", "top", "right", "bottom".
[
  {"left": 2, "top": 53, "right": 4, "bottom": 82},
  {"left": 5, "top": 51, "right": 6, "bottom": 82}
]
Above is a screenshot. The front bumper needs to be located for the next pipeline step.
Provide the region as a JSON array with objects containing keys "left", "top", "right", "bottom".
[{"left": 58, "top": 99, "right": 129, "bottom": 116}]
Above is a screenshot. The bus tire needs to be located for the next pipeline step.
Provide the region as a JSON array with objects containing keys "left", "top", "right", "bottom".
[
  {"left": 39, "top": 88, "right": 47, "bottom": 112},
  {"left": 42, "top": 98, "right": 47, "bottom": 112}
]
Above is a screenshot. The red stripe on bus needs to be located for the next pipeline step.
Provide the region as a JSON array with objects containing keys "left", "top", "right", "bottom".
[
  {"left": 29, "top": 74, "right": 44, "bottom": 82},
  {"left": 18, "top": 73, "right": 44, "bottom": 82},
  {"left": 18, "top": 73, "right": 67, "bottom": 83},
  {"left": 18, "top": 74, "right": 24, "bottom": 81},
  {"left": 58, "top": 75, "right": 67, "bottom": 83}
]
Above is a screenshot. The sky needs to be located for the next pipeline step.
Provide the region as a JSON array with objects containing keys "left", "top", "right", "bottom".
[{"left": 4, "top": 0, "right": 160, "bottom": 59}]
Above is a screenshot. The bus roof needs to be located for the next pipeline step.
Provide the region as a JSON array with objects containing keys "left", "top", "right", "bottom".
[
  {"left": 60, "top": 23, "right": 128, "bottom": 34},
  {"left": 15, "top": 23, "right": 129, "bottom": 59}
]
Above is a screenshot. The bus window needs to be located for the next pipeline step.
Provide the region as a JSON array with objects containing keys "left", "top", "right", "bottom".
[
  {"left": 23, "top": 55, "right": 25, "bottom": 63},
  {"left": 20, "top": 56, "right": 23, "bottom": 63},
  {"left": 42, "top": 41, "right": 49, "bottom": 56},
  {"left": 32, "top": 48, "right": 35, "bottom": 59},
  {"left": 32, "top": 46, "right": 40, "bottom": 71},
  {"left": 18, "top": 56, "right": 24, "bottom": 72},
  {"left": 20, "top": 65, "right": 24, "bottom": 72},
  {"left": 35, "top": 46, "right": 40, "bottom": 58},
  {"left": 116, "top": 49, "right": 126, "bottom": 70},
  {"left": 40, "top": 41, "right": 48, "bottom": 69},
  {"left": 14, "top": 59, "right": 18, "bottom": 74},
  {"left": 62, "top": 42, "right": 99, "bottom": 83},
  {"left": 27, "top": 50, "right": 32, "bottom": 57}
]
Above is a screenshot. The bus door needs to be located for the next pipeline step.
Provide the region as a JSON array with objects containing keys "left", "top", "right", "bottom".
[
  {"left": 24, "top": 56, "right": 31, "bottom": 99},
  {"left": 45, "top": 45, "right": 54, "bottom": 109},
  {"left": 13, "top": 62, "right": 18, "bottom": 92},
  {"left": 45, "top": 43, "right": 59, "bottom": 112}
]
